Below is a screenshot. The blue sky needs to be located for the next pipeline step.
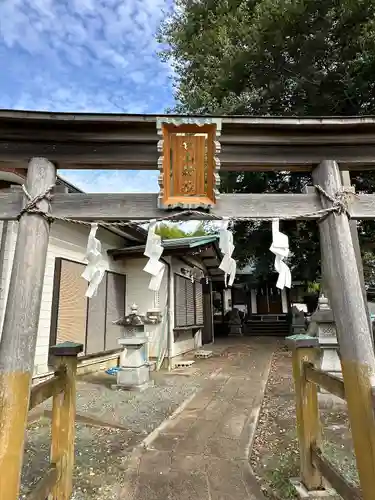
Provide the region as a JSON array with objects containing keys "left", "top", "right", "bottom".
[{"left": 0, "top": 0, "right": 176, "bottom": 193}]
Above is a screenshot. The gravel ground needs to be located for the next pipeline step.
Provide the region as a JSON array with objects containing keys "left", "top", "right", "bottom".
[
  {"left": 250, "top": 347, "right": 358, "bottom": 499},
  {"left": 21, "top": 363, "right": 216, "bottom": 499}
]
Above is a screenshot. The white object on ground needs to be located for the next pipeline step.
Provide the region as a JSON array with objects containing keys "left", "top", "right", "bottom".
[
  {"left": 194, "top": 350, "right": 213, "bottom": 359},
  {"left": 173, "top": 360, "right": 195, "bottom": 368}
]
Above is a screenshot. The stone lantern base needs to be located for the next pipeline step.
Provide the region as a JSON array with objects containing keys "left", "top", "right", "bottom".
[{"left": 114, "top": 367, "right": 154, "bottom": 391}]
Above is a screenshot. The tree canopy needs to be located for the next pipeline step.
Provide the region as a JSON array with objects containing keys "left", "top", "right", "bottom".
[
  {"left": 158, "top": 0, "right": 375, "bottom": 284},
  {"left": 160, "top": 0, "right": 375, "bottom": 116},
  {"left": 155, "top": 221, "right": 213, "bottom": 239}
]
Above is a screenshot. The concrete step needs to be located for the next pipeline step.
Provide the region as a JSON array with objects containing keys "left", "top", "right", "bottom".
[
  {"left": 244, "top": 321, "right": 290, "bottom": 337},
  {"left": 173, "top": 360, "right": 195, "bottom": 368}
]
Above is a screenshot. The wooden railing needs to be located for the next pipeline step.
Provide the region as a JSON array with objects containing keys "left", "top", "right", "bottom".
[
  {"left": 287, "top": 335, "right": 363, "bottom": 500},
  {"left": 24, "top": 341, "right": 83, "bottom": 500}
]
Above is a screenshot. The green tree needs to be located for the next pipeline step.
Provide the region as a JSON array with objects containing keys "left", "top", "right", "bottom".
[
  {"left": 160, "top": 0, "right": 375, "bottom": 116},
  {"left": 158, "top": 0, "right": 375, "bottom": 283},
  {"left": 155, "top": 221, "right": 215, "bottom": 239},
  {"left": 156, "top": 223, "right": 188, "bottom": 239}
]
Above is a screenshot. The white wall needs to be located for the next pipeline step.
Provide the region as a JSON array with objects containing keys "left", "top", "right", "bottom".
[{"left": 0, "top": 220, "right": 127, "bottom": 375}]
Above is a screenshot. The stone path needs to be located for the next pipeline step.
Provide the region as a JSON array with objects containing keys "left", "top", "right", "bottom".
[{"left": 120, "top": 338, "right": 277, "bottom": 500}]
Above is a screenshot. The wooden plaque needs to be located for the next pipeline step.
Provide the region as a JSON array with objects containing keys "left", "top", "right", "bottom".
[{"left": 156, "top": 117, "right": 222, "bottom": 209}]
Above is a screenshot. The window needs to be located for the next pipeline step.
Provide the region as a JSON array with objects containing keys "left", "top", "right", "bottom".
[
  {"left": 174, "top": 273, "right": 204, "bottom": 328},
  {"left": 50, "top": 258, "right": 126, "bottom": 356}
]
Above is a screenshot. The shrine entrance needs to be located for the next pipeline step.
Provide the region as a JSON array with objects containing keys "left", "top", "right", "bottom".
[
  {"left": 256, "top": 285, "right": 283, "bottom": 314},
  {"left": 245, "top": 284, "right": 289, "bottom": 336},
  {"left": 1, "top": 111, "right": 375, "bottom": 499},
  {"left": 229, "top": 280, "right": 289, "bottom": 336}
]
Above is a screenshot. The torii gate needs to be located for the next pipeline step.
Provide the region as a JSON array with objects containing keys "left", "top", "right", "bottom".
[{"left": 0, "top": 111, "right": 375, "bottom": 499}]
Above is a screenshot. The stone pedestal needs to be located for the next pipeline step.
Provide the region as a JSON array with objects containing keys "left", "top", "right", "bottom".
[
  {"left": 290, "top": 478, "right": 341, "bottom": 499},
  {"left": 291, "top": 307, "right": 307, "bottom": 335},
  {"left": 119, "top": 338, "right": 148, "bottom": 368},
  {"left": 228, "top": 325, "right": 243, "bottom": 335},
  {"left": 115, "top": 337, "right": 153, "bottom": 390},
  {"left": 117, "top": 366, "right": 151, "bottom": 390},
  {"left": 227, "top": 308, "right": 243, "bottom": 336}
]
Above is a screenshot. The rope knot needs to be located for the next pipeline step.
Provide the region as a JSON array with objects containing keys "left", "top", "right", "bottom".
[
  {"left": 17, "top": 184, "right": 55, "bottom": 224},
  {"left": 314, "top": 184, "right": 357, "bottom": 220}
]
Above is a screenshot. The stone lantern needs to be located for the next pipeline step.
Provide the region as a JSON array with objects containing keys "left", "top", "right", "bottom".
[
  {"left": 307, "top": 294, "right": 341, "bottom": 384},
  {"left": 113, "top": 304, "right": 155, "bottom": 391}
]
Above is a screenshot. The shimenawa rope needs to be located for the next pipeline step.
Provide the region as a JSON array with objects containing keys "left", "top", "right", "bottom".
[{"left": 17, "top": 184, "right": 357, "bottom": 227}]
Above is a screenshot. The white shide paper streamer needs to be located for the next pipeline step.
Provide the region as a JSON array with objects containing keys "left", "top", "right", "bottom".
[
  {"left": 219, "top": 218, "right": 236, "bottom": 287},
  {"left": 143, "top": 220, "right": 165, "bottom": 291},
  {"left": 81, "top": 223, "right": 106, "bottom": 298},
  {"left": 269, "top": 219, "right": 291, "bottom": 289}
]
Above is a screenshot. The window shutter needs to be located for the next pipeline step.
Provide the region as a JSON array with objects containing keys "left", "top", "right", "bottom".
[
  {"left": 52, "top": 260, "right": 127, "bottom": 357},
  {"left": 174, "top": 273, "right": 205, "bottom": 328},
  {"left": 55, "top": 259, "right": 87, "bottom": 353},
  {"left": 195, "top": 281, "right": 204, "bottom": 325},
  {"left": 186, "top": 279, "right": 195, "bottom": 325},
  {"left": 175, "top": 274, "right": 187, "bottom": 327}
]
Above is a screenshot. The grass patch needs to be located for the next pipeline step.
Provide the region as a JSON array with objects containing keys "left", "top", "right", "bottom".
[{"left": 266, "top": 450, "right": 299, "bottom": 499}]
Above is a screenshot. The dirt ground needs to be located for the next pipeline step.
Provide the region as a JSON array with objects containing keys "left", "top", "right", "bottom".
[
  {"left": 20, "top": 341, "right": 359, "bottom": 499},
  {"left": 250, "top": 346, "right": 358, "bottom": 499},
  {"left": 21, "top": 366, "right": 208, "bottom": 498},
  {"left": 20, "top": 345, "right": 231, "bottom": 499}
]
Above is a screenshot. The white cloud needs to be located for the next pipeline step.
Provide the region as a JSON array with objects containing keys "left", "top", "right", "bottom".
[
  {"left": 58, "top": 170, "right": 159, "bottom": 193},
  {"left": 0, "top": 0, "right": 175, "bottom": 113},
  {"left": 0, "top": 0, "right": 177, "bottom": 192}
]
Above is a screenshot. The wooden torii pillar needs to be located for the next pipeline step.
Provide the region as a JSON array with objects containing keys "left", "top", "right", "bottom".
[
  {"left": 0, "top": 158, "right": 56, "bottom": 499},
  {"left": 340, "top": 170, "right": 372, "bottom": 337},
  {"left": 313, "top": 160, "right": 375, "bottom": 498}
]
